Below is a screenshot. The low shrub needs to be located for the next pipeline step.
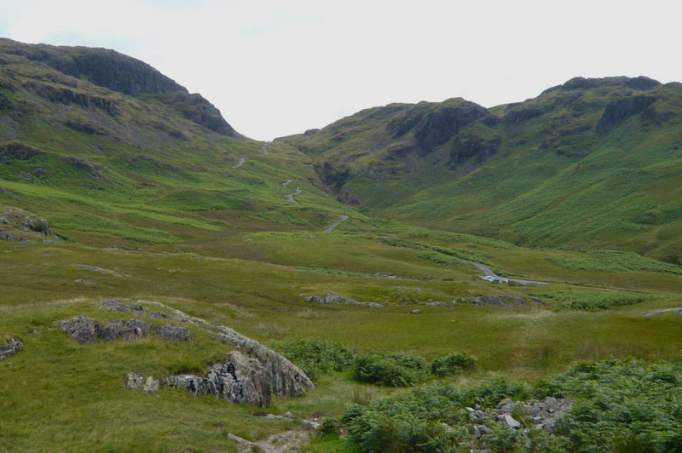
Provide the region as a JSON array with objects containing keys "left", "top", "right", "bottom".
[
  {"left": 353, "top": 352, "right": 429, "bottom": 387},
  {"left": 532, "top": 289, "right": 645, "bottom": 311},
  {"left": 431, "top": 352, "right": 476, "bottom": 376},
  {"left": 343, "top": 359, "right": 682, "bottom": 452},
  {"left": 319, "top": 417, "right": 339, "bottom": 435},
  {"left": 273, "top": 338, "right": 354, "bottom": 380}
]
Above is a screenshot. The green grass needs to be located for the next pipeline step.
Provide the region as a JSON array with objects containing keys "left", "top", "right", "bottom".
[
  {"left": 282, "top": 78, "right": 682, "bottom": 263},
  {"left": 2, "top": 43, "right": 682, "bottom": 452}
]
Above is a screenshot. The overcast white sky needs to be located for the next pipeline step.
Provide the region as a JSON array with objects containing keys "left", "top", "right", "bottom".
[{"left": 2, "top": 0, "right": 681, "bottom": 140}]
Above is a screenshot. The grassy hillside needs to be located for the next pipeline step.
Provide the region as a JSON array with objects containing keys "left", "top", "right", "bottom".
[
  {"left": 1, "top": 39, "right": 681, "bottom": 452},
  {"left": 281, "top": 77, "right": 682, "bottom": 262},
  {"left": 0, "top": 38, "right": 355, "bottom": 249}
]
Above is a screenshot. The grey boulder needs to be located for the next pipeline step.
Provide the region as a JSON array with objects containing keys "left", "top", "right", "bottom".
[
  {"left": 167, "top": 351, "right": 272, "bottom": 406},
  {"left": 0, "top": 336, "right": 23, "bottom": 360},
  {"left": 59, "top": 315, "right": 100, "bottom": 344}
]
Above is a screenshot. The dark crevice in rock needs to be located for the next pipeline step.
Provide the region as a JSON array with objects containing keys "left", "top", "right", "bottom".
[{"left": 597, "top": 95, "right": 657, "bottom": 133}]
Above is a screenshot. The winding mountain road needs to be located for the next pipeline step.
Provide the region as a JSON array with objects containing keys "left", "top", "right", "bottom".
[
  {"left": 286, "top": 187, "right": 302, "bottom": 203},
  {"left": 324, "top": 215, "right": 349, "bottom": 234}
]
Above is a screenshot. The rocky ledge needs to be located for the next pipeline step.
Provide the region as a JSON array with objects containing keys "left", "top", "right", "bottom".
[
  {"left": 0, "top": 336, "right": 23, "bottom": 361},
  {"left": 109, "top": 299, "right": 314, "bottom": 407},
  {"left": 462, "top": 295, "right": 544, "bottom": 306},
  {"left": 59, "top": 315, "right": 191, "bottom": 344},
  {"left": 304, "top": 291, "right": 384, "bottom": 309},
  {"left": 166, "top": 351, "right": 273, "bottom": 406},
  {"left": 0, "top": 206, "right": 53, "bottom": 242}
]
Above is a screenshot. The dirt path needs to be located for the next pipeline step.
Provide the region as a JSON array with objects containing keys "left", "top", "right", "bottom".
[
  {"left": 324, "top": 215, "right": 349, "bottom": 233},
  {"left": 286, "top": 187, "right": 302, "bottom": 203},
  {"left": 229, "top": 428, "right": 313, "bottom": 453},
  {"left": 469, "top": 261, "right": 543, "bottom": 286},
  {"left": 643, "top": 307, "right": 682, "bottom": 317},
  {"left": 233, "top": 157, "right": 245, "bottom": 169}
]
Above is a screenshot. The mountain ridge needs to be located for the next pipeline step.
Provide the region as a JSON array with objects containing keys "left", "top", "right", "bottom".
[
  {"left": 0, "top": 38, "right": 238, "bottom": 137},
  {"left": 279, "top": 75, "right": 682, "bottom": 262}
]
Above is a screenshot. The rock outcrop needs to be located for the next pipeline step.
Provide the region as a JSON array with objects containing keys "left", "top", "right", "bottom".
[
  {"left": 213, "top": 325, "right": 314, "bottom": 400},
  {"left": 0, "top": 336, "right": 23, "bottom": 360},
  {"left": 463, "top": 295, "right": 542, "bottom": 306},
  {"left": 0, "top": 206, "right": 51, "bottom": 236},
  {"left": 125, "top": 372, "right": 160, "bottom": 394},
  {"left": 59, "top": 315, "right": 191, "bottom": 344},
  {"left": 109, "top": 299, "right": 314, "bottom": 406},
  {"left": 304, "top": 291, "right": 384, "bottom": 309},
  {"left": 59, "top": 315, "right": 100, "bottom": 344},
  {"left": 597, "top": 95, "right": 657, "bottom": 133},
  {"left": 167, "top": 351, "right": 272, "bottom": 406},
  {"left": 99, "top": 319, "right": 151, "bottom": 341}
]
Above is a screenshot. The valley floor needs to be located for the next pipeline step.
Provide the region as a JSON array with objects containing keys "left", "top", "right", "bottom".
[{"left": 2, "top": 220, "right": 681, "bottom": 451}]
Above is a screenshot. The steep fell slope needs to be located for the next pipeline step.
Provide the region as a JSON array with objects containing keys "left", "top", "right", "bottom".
[
  {"left": 0, "top": 39, "right": 351, "bottom": 248},
  {"left": 280, "top": 77, "right": 682, "bottom": 262}
]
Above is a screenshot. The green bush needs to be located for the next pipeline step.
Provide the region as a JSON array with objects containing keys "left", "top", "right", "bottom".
[
  {"left": 319, "top": 417, "right": 339, "bottom": 435},
  {"left": 343, "top": 381, "right": 524, "bottom": 452},
  {"left": 353, "top": 352, "right": 429, "bottom": 387},
  {"left": 273, "top": 338, "right": 354, "bottom": 381},
  {"left": 532, "top": 289, "right": 645, "bottom": 311},
  {"left": 343, "top": 359, "right": 682, "bottom": 453},
  {"left": 431, "top": 352, "right": 476, "bottom": 376}
]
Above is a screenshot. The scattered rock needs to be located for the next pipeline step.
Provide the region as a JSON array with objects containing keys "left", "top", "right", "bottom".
[
  {"left": 59, "top": 315, "right": 100, "bottom": 344},
  {"left": 497, "top": 398, "right": 514, "bottom": 413},
  {"left": 0, "top": 336, "right": 23, "bottom": 360},
  {"left": 410, "top": 309, "right": 422, "bottom": 315},
  {"left": 228, "top": 429, "right": 313, "bottom": 453},
  {"left": 59, "top": 315, "right": 190, "bottom": 343},
  {"left": 500, "top": 413, "right": 521, "bottom": 429},
  {"left": 462, "top": 295, "right": 540, "bottom": 306},
  {"left": 99, "top": 319, "right": 151, "bottom": 341},
  {"left": 518, "top": 397, "right": 573, "bottom": 431},
  {"left": 304, "top": 291, "right": 384, "bottom": 309},
  {"left": 155, "top": 325, "right": 191, "bottom": 342},
  {"left": 143, "top": 376, "right": 160, "bottom": 393},
  {"left": 125, "top": 372, "right": 145, "bottom": 390},
  {"left": 467, "top": 407, "right": 486, "bottom": 424},
  {"left": 148, "top": 311, "right": 170, "bottom": 319}
]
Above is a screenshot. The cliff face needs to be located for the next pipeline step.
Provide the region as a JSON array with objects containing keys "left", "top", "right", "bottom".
[{"left": 0, "top": 38, "right": 238, "bottom": 137}]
